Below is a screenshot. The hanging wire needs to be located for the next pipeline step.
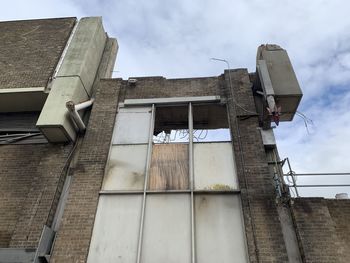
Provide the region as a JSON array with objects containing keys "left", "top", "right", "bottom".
[
  {"left": 153, "top": 129, "right": 209, "bottom": 143},
  {"left": 211, "top": 58, "right": 257, "bottom": 115},
  {"left": 296, "top": 110, "right": 314, "bottom": 135}
]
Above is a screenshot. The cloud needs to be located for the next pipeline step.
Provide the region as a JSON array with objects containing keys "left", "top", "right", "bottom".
[
  {"left": 1, "top": 0, "right": 349, "bottom": 197},
  {"left": 0, "top": 0, "right": 85, "bottom": 20}
]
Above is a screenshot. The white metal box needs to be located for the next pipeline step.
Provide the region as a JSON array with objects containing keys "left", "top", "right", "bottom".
[{"left": 257, "top": 44, "right": 302, "bottom": 121}]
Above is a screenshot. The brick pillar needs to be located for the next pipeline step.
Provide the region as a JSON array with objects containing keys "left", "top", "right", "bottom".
[
  {"left": 50, "top": 80, "right": 120, "bottom": 262},
  {"left": 226, "top": 69, "right": 289, "bottom": 262}
]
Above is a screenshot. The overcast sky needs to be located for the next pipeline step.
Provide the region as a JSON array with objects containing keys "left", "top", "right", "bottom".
[{"left": 1, "top": 0, "right": 350, "bottom": 197}]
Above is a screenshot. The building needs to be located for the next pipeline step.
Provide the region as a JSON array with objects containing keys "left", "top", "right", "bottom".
[{"left": 0, "top": 16, "right": 349, "bottom": 263}]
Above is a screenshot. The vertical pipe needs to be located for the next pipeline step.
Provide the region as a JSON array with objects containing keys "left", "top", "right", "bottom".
[
  {"left": 286, "top": 158, "right": 299, "bottom": 197},
  {"left": 136, "top": 104, "right": 155, "bottom": 263},
  {"left": 189, "top": 102, "right": 196, "bottom": 263}
]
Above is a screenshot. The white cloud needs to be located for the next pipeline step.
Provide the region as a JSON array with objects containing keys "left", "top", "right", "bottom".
[
  {"left": 1, "top": 0, "right": 349, "bottom": 197},
  {"left": 0, "top": 0, "right": 85, "bottom": 20}
]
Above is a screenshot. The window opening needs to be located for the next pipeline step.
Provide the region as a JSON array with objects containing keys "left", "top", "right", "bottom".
[
  {"left": 192, "top": 104, "right": 231, "bottom": 142},
  {"left": 153, "top": 105, "right": 189, "bottom": 143},
  {"left": 150, "top": 105, "right": 189, "bottom": 190}
]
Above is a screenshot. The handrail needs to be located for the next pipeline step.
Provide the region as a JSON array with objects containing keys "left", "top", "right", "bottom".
[{"left": 281, "top": 158, "right": 350, "bottom": 198}]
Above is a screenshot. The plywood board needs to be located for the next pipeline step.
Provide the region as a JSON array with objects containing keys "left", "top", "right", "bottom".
[
  {"left": 149, "top": 144, "right": 189, "bottom": 190},
  {"left": 195, "top": 195, "right": 248, "bottom": 263},
  {"left": 141, "top": 194, "right": 191, "bottom": 263},
  {"left": 194, "top": 142, "right": 238, "bottom": 190}
]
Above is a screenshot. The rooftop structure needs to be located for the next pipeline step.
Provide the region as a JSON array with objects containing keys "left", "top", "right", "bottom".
[{"left": 0, "top": 16, "right": 349, "bottom": 263}]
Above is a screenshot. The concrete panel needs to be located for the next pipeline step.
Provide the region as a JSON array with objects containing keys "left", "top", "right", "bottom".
[
  {"left": 0, "top": 88, "right": 47, "bottom": 112},
  {"left": 141, "top": 194, "right": 191, "bottom": 263},
  {"left": 87, "top": 195, "right": 142, "bottom": 263},
  {"left": 99, "top": 38, "right": 119, "bottom": 79},
  {"left": 195, "top": 195, "right": 248, "bottom": 263},
  {"left": 0, "top": 248, "right": 36, "bottom": 263},
  {"left": 57, "top": 17, "right": 106, "bottom": 95},
  {"left": 37, "top": 77, "right": 89, "bottom": 141},
  {"left": 113, "top": 107, "right": 151, "bottom": 144},
  {"left": 260, "top": 128, "right": 276, "bottom": 148},
  {"left": 103, "top": 144, "right": 147, "bottom": 190},
  {"left": 277, "top": 204, "right": 303, "bottom": 263},
  {"left": 194, "top": 142, "right": 238, "bottom": 190}
]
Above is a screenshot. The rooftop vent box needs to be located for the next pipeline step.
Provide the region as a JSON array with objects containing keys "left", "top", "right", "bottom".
[{"left": 256, "top": 44, "right": 302, "bottom": 121}]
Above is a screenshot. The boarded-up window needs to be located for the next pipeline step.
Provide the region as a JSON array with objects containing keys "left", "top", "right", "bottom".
[{"left": 149, "top": 144, "right": 189, "bottom": 190}]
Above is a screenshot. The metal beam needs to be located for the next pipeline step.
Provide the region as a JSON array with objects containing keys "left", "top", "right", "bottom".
[{"left": 124, "top": 96, "right": 221, "bottom": 106}]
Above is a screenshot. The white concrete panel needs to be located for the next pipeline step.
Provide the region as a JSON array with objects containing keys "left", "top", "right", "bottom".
[
  {"left": 57, "top": 17, "right": 106, "bottom": 95},
  {"left": 141, "top": 194, "right": 191, "bottom": 263},
  {"left": 103, "top": 144, "right": 147, "bottom": 190},
  {"left": 194, "top": 142, "right": 238, "bottom": 190},
  {"left": 195, "top": 195, "right": 248, "bottom": 263},
  {"left": 87, "top": 195, "right": 142, "bottom": 263},
  {"left": 113, "top": 107, "right": 151, "bottom": 144}
]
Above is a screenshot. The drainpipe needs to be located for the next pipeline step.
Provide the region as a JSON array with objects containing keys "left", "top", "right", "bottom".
[{"left": 66, "top": 99, "right": 94, "bottom": 132}]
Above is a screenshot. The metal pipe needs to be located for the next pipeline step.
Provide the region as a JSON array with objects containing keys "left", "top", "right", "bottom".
[
  {"left": 284, "top": 173, "right": 350, "bottom": 176},
  {"left": 75, "top": 99, "right": 94, "bottom": 111},
  {"left": 99, "top": 189, "right": 241, "bottom": 195},
  {"left": 136, "top": 104, "right": 155, "bottom": 263},
  {"left": 290, "top": 184, "right": 350, "bottom": 188},
  {"left": 189, "top": 102, "right": 196, "bottom": 263},
  {"left": 284, "top": 158, "right": 299, "bottom": 196},
  {"left": 66, "top": 99, "right": 94, "bottom": 132}
]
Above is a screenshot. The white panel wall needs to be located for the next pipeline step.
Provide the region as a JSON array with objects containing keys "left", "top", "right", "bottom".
[
  {"left": 194, "top": 142, "right": 238, "bottom": 190},
  {"left": 112, "top": 107, "right": 151, "bottom": 144},
  {"left": 87, "top": 195, "right": 142, "bottom": 263},
  {"left": 141, "top": 194, "right": 191, "bottom": 263},
  {"left": 103, "top": 144, "right": 147, "bottom": 190},
  {"left": 195, "top": 195, "right": 248, "bottom": 263}
]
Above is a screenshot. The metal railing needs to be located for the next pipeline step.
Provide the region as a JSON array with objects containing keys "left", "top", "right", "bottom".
[{"left": 281, "top": 158, "right": 350, "bottom": 198}]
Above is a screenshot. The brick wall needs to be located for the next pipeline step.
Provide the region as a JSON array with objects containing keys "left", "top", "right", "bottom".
[
  {"left": 291, "top": 198, "right": 350, "bottom": 262},
  {"left": 0, "top": 144, "right": 72, "bottom": 248},
  {"left": 120, "top": 76, "right": 223, "bottom": 101},
  {"left": 225, "top": 69, "right": 289, "bottom": 262},
  {"left": 98, "top": 72, "right": 288, "bottom": 262},
  {"left": 50, "top": 79, "right": 120, "bottom": 262},
  {"left": 326, "top": 199, "right": 350, "bottom": 260},
  {"left": 56, "top": 72, "right": 288, "bottom": 262},
  {"left": 0, "top": 17, "right": 76, "bottom": 89}
]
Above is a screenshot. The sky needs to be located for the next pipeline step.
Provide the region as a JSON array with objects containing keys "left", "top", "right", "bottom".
[{"left": 1, "top": 0, "right": 350, "bottom": 197}]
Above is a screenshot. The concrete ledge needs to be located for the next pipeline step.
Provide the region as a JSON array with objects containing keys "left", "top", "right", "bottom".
[{"left": 0, "top": 87, "right": 47, "bottom": 112}]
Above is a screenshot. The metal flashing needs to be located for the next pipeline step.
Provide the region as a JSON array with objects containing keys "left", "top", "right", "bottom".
[{"left": 124, "top": 96, "right": 221, "bottom": 106}]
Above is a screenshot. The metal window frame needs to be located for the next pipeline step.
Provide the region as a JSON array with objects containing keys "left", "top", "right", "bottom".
[{"left": 94, "top": 98, "right": 246, "bottom": 263}]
